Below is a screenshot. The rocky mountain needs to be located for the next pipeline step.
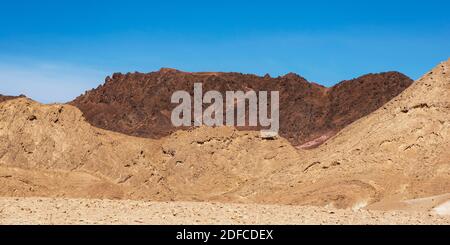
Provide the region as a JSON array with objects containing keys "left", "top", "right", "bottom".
[
  {"left": 243, "top": 59, "right": 450, "bottom": 209},
  {"left": 0, "top": 94, "right": 23, "bottom": 103},
  {"left": 70, "top": 70, "right": 413, "bottom": 147},
  {"left": 0, "top": 98, "right": 300, "bottom": 202},
  {"left": 0, "top": 59, "right": 448, "bottom": 211}
]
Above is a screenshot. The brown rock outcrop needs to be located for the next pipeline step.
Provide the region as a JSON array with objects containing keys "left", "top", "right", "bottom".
[{"left": 70, "top": 70, "right": 413, "bottom": 147}]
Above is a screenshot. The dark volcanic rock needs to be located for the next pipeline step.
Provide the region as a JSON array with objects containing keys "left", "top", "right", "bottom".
[
  {"left": 0, "top": 94, "right": 24, "bottom": 103},
  {"left": 70, "top": 69, "right": 413, "bottom": 147}
]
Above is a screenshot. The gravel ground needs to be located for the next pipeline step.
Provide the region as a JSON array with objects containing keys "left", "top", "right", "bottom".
[{"left": 0, "top": 197, "right": 448, "bottom": 225}]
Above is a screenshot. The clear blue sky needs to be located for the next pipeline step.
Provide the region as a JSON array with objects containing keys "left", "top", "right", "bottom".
[{"left": 0, "top": 0, "right": 449, "bottom": 103}]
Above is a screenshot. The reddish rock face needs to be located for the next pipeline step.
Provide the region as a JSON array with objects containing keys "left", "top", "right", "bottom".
[{"left": 70, "top": 69, "right": 413, "bottom": 147}]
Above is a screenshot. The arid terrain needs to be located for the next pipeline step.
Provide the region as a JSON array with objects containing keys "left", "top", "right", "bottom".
[
  {"left": 1, "top": 197, "right": 448, "bottom": 225},
  {"left": 0, "top": 94, "right": 23, "bottom": 103},
  {"left": 0, "top": 60, "right": 449, "bottom": 224},
  {"left": 71, "top": 70, "right": 412, "bottom": 148}
]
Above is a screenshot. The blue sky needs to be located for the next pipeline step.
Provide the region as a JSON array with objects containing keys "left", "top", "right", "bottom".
[{"left": 0, "top": 0, "right": 449, "bottom": 103}]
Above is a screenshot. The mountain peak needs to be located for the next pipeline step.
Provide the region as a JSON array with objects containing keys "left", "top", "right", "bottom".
[
  {"left": 159, "top": 67, "right": 183, "bottom": 73},
  {"left": 71, "top": 69, "right": 412, "bottom": 147}
]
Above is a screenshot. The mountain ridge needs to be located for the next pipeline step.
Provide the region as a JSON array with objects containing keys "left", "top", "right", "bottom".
[{"left": 71, "top": 69, "right": 413, "bottom": 147}]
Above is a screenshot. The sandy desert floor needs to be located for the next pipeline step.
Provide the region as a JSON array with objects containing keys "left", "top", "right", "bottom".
[{"left": 0, "top": 197, "right": 449, "bottom": 225}]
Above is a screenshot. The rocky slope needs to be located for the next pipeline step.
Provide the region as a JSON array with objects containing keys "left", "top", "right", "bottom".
[
  {"left": 0, "top": 94, "right": 23, "bottom": 103},
  {"left": 0, "top": 60, "right": 448, "bottom": 213},
  {"left": 242, "top": 59, "right": 450, "bottom": 208},
  {"left": 0, "top": 98, "right": 300, "bottom": 202},
  {"left": 70, "top": 70, "right": 413, "bottom": 147}
]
